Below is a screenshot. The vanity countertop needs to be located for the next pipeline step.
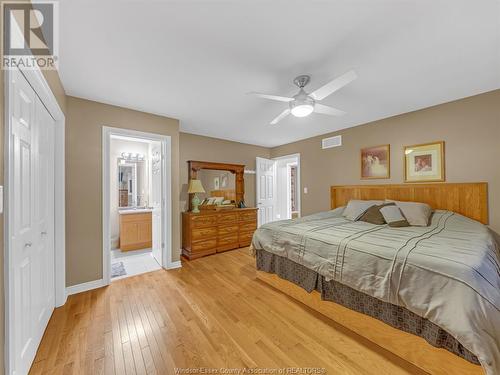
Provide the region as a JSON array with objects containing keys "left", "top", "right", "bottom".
[{"left": 119, "top": 208, "right": 153, "bottom": 215}]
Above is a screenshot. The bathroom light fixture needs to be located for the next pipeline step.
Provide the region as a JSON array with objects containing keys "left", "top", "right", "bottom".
[{"left": 121, "top": 152, "right": 145, "bottom": 161}]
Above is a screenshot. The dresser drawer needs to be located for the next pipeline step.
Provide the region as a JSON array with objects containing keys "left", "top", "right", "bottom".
[
  {"left": 238, "top": 231, "right": 254, "bottom": 247},
  {"left": 218, "top": 212, "right": 238, "bottom": 224},
  {"left": 217, "top": 234, "right": 239, "bottom": 252},
  {"left": 218, "top": 234, "right": 238, "bottom": 246},
  {"left": 192, "top": 226, "right": 217, "bottom": 242},
  {"left": 239, "top": 210, "right": 257, "bottom": 222},
  {"left": 239, "top": 221, "right": 257, "bottom": 232},
  {"left": 191, "top": 238, "right": 217, "bottom": 253},
  {"left": 218, "top": 224, "right": 239, "bottom": 236},
  {"left": 191, "top": 215, "right": 218, "bottom": 228}
]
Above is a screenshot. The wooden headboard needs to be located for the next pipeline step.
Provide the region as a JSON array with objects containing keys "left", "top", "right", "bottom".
[{"left": 330, "top": 183, "right": 488, "bottom": 224}]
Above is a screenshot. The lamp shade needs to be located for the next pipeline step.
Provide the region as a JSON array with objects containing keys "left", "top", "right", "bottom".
[{"left": 187, "top": 179, "right": 205, "bottom": 194}]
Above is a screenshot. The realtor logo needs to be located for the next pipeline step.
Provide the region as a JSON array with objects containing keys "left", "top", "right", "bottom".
[{"left": 1, "top": 1, "right": 59, "bottom": 70}]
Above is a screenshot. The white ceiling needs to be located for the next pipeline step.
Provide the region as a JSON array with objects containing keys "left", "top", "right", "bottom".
[{"left": 59, "top": 0, "right": 500, "bottom": 147}]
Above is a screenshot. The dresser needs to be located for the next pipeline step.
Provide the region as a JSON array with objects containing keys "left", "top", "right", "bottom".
[{"left": 182, "top": 208, "right": 258, "bottom": 260}]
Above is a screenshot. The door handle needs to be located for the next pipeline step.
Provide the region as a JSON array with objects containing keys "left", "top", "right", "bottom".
[{"left": 24, "top": 242, "right": 32, "bottom": 248}]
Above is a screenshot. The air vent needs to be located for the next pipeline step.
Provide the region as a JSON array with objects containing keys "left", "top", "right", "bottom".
[{"left": 322, "top": 135, "right": 342, "bottom": 149}]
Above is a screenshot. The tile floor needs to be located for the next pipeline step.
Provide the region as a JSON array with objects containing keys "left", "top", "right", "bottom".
[{"left": 110, "top": 248, "right": 162, "bottom": 280}]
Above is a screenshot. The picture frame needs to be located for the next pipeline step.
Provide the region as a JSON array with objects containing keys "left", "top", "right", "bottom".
[
  {"left": 404, "top": 141, "right": 445, "bottom": 183},
  {"left": 361, "top": 144, "right": 390, "bottom": 179},
  {"left": 221, "top": 173, "right": 228, "bottom": 188}
]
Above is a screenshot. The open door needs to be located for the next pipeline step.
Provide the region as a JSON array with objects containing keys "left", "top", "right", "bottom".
[
  {"left": 150, "top": 142, "right": 163, "bottom": 266},
  {"left": 256, "top": 157, "right": 277, "bottom": 227}
]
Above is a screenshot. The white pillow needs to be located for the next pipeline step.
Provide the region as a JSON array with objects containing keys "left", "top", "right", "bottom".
[
  {"left": 385, "top": 200, "right": 432, "bottom": 226},
  {"left": 380, "top": 205, "right": 409, "bottom": 227},
  {"left": 342, "top": 200, "right": 384, "bottom": 221}
]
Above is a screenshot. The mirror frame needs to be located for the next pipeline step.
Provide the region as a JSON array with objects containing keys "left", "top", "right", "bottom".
[{"left": 188, "top": 160, "right": 245, "bottom": 211}]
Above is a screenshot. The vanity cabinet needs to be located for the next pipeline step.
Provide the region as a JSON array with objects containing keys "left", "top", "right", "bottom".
[
  {"left": 182, "top": 208, "right": 258, "bottom": 260},
  {"left": 119, "top": 212, "right": 152, "bottom": 251}
]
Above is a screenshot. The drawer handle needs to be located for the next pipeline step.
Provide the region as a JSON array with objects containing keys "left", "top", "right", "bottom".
[{"left": 25, "top": 242, "right": 33, "bottom": 248}]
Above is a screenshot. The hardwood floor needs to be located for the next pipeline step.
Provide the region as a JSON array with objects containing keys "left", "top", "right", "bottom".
[{"left": 29, "top": 248, "right": 427, "bottom": 375}]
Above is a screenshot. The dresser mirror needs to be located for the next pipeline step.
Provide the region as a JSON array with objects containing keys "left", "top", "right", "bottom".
[
  {"left": 187, "top": 160, "right": 245, "bottom": 211},
  {"left": 197, "top": 169, "right": 236, "bottom": 203}
]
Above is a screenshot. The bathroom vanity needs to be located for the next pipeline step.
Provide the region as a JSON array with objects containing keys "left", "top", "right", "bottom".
[{"left": 119, "top": 209, "right": 152, "bottom": 251}]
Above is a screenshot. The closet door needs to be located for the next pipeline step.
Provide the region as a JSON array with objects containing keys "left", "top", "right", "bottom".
[
  {"left": 9, "top": 69, "right": 56, "bottom": 375},
  {"left": 34, "top": 95, "right": 56, "bottom": 335}
]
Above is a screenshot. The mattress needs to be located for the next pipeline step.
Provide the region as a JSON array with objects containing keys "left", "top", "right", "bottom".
[{"left": 252, "top": 208, "right": 500, "bottom": 375}]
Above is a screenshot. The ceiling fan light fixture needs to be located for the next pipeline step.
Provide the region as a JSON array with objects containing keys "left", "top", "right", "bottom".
[
  {"left": 291, "top": 104, "right": 314, "bottom": 117},
  {"left": 290, "top": 95, "right": 315, "bottom": 118}
]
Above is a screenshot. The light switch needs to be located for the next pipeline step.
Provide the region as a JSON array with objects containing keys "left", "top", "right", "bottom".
[{"left": 304, "top": 187, "right": 308, "bottom": 194}]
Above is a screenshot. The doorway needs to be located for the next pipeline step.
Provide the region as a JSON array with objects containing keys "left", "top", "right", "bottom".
[
  {"left": 256, "top": 153, "right": 301, "bottom": 226},
  {"left": 102, "top": 127, "right": 172, "bottom": 283}
]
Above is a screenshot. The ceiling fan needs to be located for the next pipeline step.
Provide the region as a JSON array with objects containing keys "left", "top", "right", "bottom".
[{"left": 248, "top": 70, "right": 357, "bottom": 125}]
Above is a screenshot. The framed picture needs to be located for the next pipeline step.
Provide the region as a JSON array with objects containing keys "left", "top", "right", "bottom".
[
  {"left": 404, "top": 141, "right": 445, "bottom": 182},
  {"left": 221, "top": 173, "right": 228, "bottom": 188},
  {"left": 361, "top": 144, "right": 390, "bottom": 179},
  {"left": 213, "top": 177, "right": 220, "bottom": 190}
]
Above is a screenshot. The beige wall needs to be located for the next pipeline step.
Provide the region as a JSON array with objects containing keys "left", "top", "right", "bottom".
[
  {"left": 271, "top": 90, "right": 500, "bottom": 236},
  {"left": 66, "top": 96, "right": 180, "bottom": 286},
  {"left": 179, "top": 133, "right": 271, "bottom": 210}
]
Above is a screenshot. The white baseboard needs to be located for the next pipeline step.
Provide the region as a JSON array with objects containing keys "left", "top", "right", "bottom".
[
  {"left": 166, "top": 260, "right": 182, "bottom": 270},
  {"left": 55, "top": 290, "right": 67, "bottom": 307},
  {"left": 66, "top": 278, "right": 108, "bottom": 296}
]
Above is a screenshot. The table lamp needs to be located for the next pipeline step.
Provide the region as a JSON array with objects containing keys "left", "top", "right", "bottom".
[{"left": 187, "top": 179, "right": 205, "bottom": 213}]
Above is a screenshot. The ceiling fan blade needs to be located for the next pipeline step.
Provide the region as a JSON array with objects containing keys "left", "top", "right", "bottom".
[
  {"left": 314, "top": 103, "right": 346, "bottom": 116},
  {"left": 270, "top": 108, "right": 291, "bottom": 125},
  {"left": 248, "top": 92, "right": 294, "bottom": 102},
  {"left": 309, "top": 70, "right": 357, "bottom": 101}
]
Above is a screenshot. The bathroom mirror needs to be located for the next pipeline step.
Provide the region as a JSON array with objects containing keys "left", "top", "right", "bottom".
[{"left": 118, "top": 159, "right": 148, "bottom": 208}]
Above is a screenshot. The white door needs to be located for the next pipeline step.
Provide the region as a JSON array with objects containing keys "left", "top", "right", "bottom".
[
  {"left": 150, "top": 142, "right": 162, "bottom": 266},
  {"left": 256, "top": 157, "right": 277, "bottom": 227},
  {"left": 36, "top": 95, "right": 56, "bottom": 322},
  {"left": 9, "top": 69, "right": 56, "bottom": 375}
]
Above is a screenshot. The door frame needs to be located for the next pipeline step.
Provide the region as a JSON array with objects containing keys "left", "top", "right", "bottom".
[
  {"left": 102, "top": 126, "right": 174, "bottom": 285},
  {"left": 273, "top": 153, "right": 301, "bottom": 218},
  {"left": 4, "top": 66, "right": 66, "bottom": 375}
]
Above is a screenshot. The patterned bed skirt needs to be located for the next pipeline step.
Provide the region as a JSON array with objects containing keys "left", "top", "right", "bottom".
[{"left": 255, "top": 248, "right": 479, "bottom": 364}]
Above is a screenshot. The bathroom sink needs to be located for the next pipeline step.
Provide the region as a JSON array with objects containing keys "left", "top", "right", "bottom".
[{"left": 118, "top": 207, "right": 154, "bottom": 214}]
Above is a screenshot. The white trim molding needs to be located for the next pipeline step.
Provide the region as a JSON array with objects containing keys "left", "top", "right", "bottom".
[
  {"left": 66, "top": 279, "right": 107, "bottom": 296},
  {"left": 166, "top": 260, "right": 182, "bottom": 270}
]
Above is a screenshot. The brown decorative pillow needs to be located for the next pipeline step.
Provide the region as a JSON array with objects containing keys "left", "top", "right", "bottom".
[{"left": 358, "top": 203, "right": 394, "bottom": 225}]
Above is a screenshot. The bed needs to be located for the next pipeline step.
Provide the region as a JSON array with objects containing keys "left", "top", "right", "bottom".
[{"left": 252, "top": 183, "right": 499, "bottom": 375}]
